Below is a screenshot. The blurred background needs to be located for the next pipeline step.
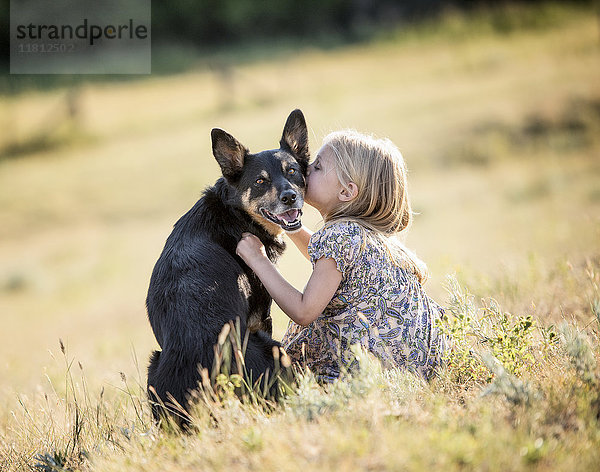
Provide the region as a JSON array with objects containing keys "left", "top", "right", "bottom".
[{"left": 0, "top": 0, "right": 598, "bottom": 395}]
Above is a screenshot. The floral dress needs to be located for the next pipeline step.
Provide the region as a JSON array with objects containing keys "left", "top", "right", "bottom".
[{"left": 282, "top": 220, "right": 449, "bottom": 382}]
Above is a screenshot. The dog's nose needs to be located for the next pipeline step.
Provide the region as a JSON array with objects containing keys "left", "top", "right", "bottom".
[{"left": 280, "top": 190, "right": 297, "bottom": 205}]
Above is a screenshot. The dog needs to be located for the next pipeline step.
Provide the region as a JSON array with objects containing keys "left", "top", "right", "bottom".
[{"left": 146, "top": 109, "right": 309, "bottom": 425}]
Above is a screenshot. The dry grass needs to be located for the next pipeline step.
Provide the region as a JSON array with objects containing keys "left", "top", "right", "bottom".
[{"left": 0, "top": 3, "right": 599, "bottom": 470}]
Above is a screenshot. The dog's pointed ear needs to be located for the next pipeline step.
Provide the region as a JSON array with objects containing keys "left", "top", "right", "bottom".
[
  {"left": 211, "top": 128, "right": 249, "bottom": 181},
  {"left": 280, "top": 109, "right": 309, "bottom": 166}
]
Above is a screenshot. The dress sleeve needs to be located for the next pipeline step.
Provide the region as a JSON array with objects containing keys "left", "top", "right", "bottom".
[{"left": 307, "top": 221, "right": 363, "bottom": 275}]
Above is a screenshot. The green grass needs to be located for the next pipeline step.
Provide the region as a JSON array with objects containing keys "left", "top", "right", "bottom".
[{"left": 1, "top": 2, "right": 599, "bottom": 470}]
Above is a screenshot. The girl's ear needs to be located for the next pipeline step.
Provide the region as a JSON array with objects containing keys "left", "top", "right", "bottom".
[{"left": 339, "top": 182, "right": 358, "bottom": 202}]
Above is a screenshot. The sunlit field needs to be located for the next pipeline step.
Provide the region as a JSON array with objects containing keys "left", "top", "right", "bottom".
[{"left": 1, "top": 3, "right": 599, "bottom": 470}]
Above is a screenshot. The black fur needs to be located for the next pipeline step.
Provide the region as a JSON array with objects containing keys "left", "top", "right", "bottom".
[{"left": 146, "top": 110, "right": 309, "bottom": 425}]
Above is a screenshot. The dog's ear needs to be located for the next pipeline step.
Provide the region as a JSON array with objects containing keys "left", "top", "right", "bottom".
[
  {"left": 211, "top": 128, "right": 249, "bottom": 181},
  {"left": 280, "top": 109, "right": 309, "bottom": 166}
]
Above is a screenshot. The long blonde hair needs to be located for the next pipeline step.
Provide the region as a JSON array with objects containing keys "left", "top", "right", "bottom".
[{"left": 321, "top": 129, "right": 428, "bottom": 283}]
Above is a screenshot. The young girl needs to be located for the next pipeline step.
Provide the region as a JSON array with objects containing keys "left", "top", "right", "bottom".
[{"left": 236, "top": 130, "right": 448, "bottom": 381}]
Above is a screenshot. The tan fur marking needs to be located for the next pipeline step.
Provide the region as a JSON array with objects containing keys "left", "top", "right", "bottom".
[
  {"left": 240, "top": 188, "right": 252, "bottom": 207},
  {"left": 247, "top": 315, "right": 263, "bottom": 333},
  {"left": 237, "top": 273, "right": 251, "bottom": 300}
]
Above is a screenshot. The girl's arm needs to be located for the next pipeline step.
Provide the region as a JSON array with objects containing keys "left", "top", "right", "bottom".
[
  {"left": 286, "top": 225, "right": 312, "bottom": 261},
  {"left": 237, "top": 233, "right": 341, "bottom": 326}
]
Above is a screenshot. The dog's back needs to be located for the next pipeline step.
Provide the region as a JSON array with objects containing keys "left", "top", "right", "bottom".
[{"left": 146, "top": 110, "right": 309, "bottom": 424}]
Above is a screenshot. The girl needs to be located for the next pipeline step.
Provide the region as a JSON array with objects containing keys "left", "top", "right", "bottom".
[{"left": 236, "top": 130, "right": 448, "bottom": 381}]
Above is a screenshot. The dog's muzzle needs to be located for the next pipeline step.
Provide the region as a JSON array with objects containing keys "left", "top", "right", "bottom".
[{"left": 260, "top": 208, "right": 303, "bottom": 231}]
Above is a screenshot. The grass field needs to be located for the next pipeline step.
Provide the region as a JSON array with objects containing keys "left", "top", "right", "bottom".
[{"left": 1, "top": 3, "right": 599, "bottom": 470}]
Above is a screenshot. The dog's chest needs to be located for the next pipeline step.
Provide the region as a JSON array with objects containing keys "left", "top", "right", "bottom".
[{"left": 238, "top": 269, "right": 274, "bottom": 333}]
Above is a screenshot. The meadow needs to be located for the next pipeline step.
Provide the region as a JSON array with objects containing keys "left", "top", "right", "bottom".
[{"left": 0, "top": 3, "right": 599, "bottom": 470}]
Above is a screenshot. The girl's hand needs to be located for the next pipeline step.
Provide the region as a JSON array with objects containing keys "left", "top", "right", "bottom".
[
  {"left": 236, "top": 233, "right": 268, "bottom": 267},
  {"left": 237, "top": 231, "right": 342, "bottom": 327}
]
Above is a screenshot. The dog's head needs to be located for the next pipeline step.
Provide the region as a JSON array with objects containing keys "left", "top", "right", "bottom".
[{"left": 211, "top": 109, "right": 309, "bottom": 234}]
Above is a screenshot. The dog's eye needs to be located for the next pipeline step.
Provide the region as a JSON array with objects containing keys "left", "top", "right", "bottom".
[
  {"left": 255, "top": 178, "right": 264, "bottom": 185},
  {"left": 287, "top": 168, "right": 297, "bottom": 175}
]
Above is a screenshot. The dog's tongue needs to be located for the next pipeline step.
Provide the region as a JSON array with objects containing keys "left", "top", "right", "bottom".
[{"left": 279, "top": 209, "right": 299, "bottom": 223}]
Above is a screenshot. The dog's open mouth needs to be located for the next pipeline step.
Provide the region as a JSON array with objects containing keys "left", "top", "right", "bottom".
[{"left": 260, "top": 208, "right": 303, "bottom": 231}]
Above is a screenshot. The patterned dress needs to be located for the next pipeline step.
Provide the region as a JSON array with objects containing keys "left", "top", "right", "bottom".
[{"left": 282, "top": 220, "right": 449, "bottom": 382}]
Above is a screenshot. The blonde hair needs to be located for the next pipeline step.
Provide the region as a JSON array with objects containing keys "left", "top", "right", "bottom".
[{"left": 321, "top": 129, "right": 428, "bottom": 283}]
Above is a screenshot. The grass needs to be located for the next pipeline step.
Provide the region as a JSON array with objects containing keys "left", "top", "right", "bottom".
[
  {"left": 1, "top": 2, "right": 599, "bottom": 470},
  {"left": 5, "top": 275, "right": 600, "bottom": 471}
]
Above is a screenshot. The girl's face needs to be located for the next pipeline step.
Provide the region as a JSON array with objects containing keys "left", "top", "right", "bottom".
[{"left": 305, "top": 144, "right": 344, "bottom": 217}]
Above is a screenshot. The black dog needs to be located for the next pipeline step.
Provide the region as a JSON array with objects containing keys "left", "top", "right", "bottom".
[{"left": 146, "top": 109, "right": 309, "bottom": 424}]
